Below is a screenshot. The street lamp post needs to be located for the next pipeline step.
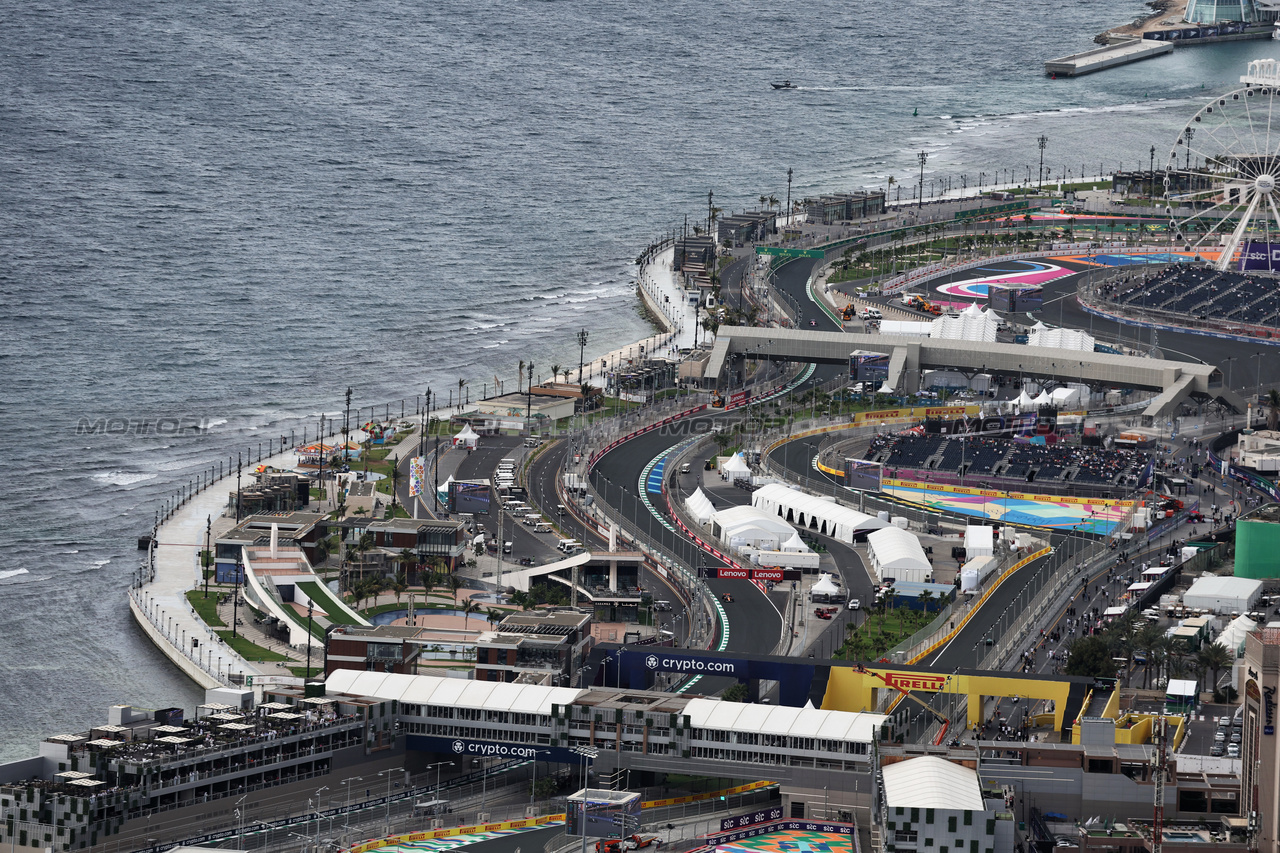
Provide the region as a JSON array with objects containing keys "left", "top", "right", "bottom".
[
  {"left": 917, "top": 151, "right": 928, "bottom": 210},
  {"left": 786, "top": 167, "right": 793, "bottom": 232},
  {"left": 1038, "top": 135, "right": 1048, "bottom": 193},
  {"left": 527, "top": 362, "right": 535, "bottom": 422},
  {"left": 571, "top": 746, "right": 601, "bottom": 853},
  {"left": 342, "top": 777, "right": 363, "bottom": 830},
  {"left": 577, "top": 329, "right": 590, "bottom": 385}
]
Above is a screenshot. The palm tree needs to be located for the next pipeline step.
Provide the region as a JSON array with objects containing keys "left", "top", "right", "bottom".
[
  {"left": 391, "top": 570, "right": 409, "bottom": 605},
  {"left": 549, "top": 364, "right": 561, "bottom": 387},
  {"left": 457, "top": 378, "right": 468, "bottom": 411},
  {"left": 1198, "top": 642, "right": 1234, "bottom": 699},
  {"left": 1132, "top": 624, "right": 1164, "bottom": 689},
  {"left": 447, "top": 573, "right": 463, "bottom": 604},
  {"left": 916, "top": 590, "right": 934, "bottom": 612},
  {"left": 396, "top": 548, "right": 416, "bottom": 584},
  {"left": 462, "top": 598, "right": 480, "bottom": 628},
  {"left": 355, "top": 531, "right": 375, "bottom": 584},
  {"left": 486, "top": 607, "right": 504, "bottom": 628},
  {"left": 562, "top": 367, "right": 571, "bottom": 384},
  {"left": 388, "top": 454, "right": 401, "bottom": 512}
]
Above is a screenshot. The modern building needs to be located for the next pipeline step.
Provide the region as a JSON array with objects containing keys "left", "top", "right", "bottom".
[
  {"left": 1184, "top": 0, "right": 1263, "bottom": 23},
  {"left": 0, "top": 696, "right": 380, "bottom": 852},
  {"left": 803, "top": 192, "right": 887, "bottom": 225},
  {"left": 1242, "top": 626, "right": 1280, "bottom": 850},
  {"left": 366, "top": 516, "right": 470, "bottom": 576},
  {"left": 1234, "top": 429, "right": 1280, "bottom": 474},
  {"left": 877, "top": 755, "right": 1014, "bottom": 853},
  {"left": 673, "top": 235, "right": 716, "bottom": 271},
  {"left": 231, "top": 470, "right": 312, "bottom": 515},
  {"left": 326, "top": 624, "right": 424, "bottom": 676},
  {"left": 474, "top": 608, "right": 594, "bottom": 685},
  {"left": 213, "top": 511, "right": 329, "bottom": 583},
  {"left": 717, "top": 211, "right": 777, "bottom": 245}
]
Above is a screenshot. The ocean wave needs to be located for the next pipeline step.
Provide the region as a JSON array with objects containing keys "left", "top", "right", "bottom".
[
  {"left": 91, "top": 471, "right": 158, "bottom": 487},
  {"left": 0, "top": 568, "right": 30, "bottom": 581}
]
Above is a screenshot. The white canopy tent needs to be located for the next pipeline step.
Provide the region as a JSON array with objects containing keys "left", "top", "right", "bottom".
[
  {"left": 720, "top": 453, "right": 751, "bottom": 481},
  {"left": 453, "top": 424, "right": 479, "bottom": 448},
  {"left": 751, "top": 483, "right": 889, "bottom": 544},
  {"left": 963, "top": 525, "right": 994, "bottom": 558},
  {"left": 867, "top": 527, "right": 932, "bottom": 584},
  {"left": 712, "top": 504, "right": 795, "bottom": 552},
  {"left": 811, "top": 573, "right": 840, "bottom": 596},
  {"left": 1183, "top": 576, "right": 1263, "bottom": 614},
  {"left": 1215, "top": 614, "right": 1258, "bottom": 657},
  {"left": 685, "top": 488, "right": 716, "bottom": 525}
]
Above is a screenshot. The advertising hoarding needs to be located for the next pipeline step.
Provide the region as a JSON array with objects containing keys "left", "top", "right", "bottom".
[
  {"left": 1238, "top": 241, "right": 1280, "bottom": 272},
  {"left": 450, "top": 480, "right": 491, "bottom": 515},
  {"left": 566, "top": 790, "right": 641, "bottom": 838}
]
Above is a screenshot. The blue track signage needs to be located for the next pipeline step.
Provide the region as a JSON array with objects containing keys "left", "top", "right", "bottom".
[{"left": 641, "top": 651, "right": 744, "bottom": 678}]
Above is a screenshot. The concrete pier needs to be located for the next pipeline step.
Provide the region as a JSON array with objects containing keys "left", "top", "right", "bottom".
[{"left": 1044, "top": 39, "right": 1173, "bottom": 77}]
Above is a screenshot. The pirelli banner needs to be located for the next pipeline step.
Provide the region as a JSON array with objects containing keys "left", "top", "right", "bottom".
[{"left": 853, "top": 404, "right": 980, "bottom": 425}]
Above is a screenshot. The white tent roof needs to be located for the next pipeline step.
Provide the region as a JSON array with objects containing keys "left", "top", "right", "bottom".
[
  {"left": 881, "top": 756, "right": 984, "bottom": 811},
  {"left": 454, "top": 424, "right": 479, "bottom": 440},
  {"left": 781, "top": 530, "right": 809, "bottom": 553},
  {"left": 713, "top": 504, "right": 794, "bottom": 538},
  {"left": 1015, "top": 390, "right": 1035, "bottom": 407},
  {"left": 963, "top": 525, "right": 994, "bottom": 554},
  {"left": 721, "top": 453, "right": 751, "bottom": 476},
  {"left": 867, "top": 527, "right": 931, "bottom": 576},
  {"left": 811, "top": 573, "right": 839, "bottom": 595},
  {"left": 1027, "top": 326, "right": 1096, "bottom": 352},
  {"left": 1032, "top": 390, "right": 1053, "bottom": 406},
  {"left": 881, "top": 320, "right": 933, "bottom": 336},
  {"left": 930, "top": 308, "right": 997, "bottom": 343},
  {"left": 686, "top": 488, "right": 716, "bottom": 525},
  {"left": 683, "top": 698, "right": 885, "bottom": 744},
  {"left": 751, "top": 483, "right": 889, "bottom": 543},
  {"left": 325, "top": 670, "right": 583, "bottom": 714},
  {"left": 1184, "top": 575, "right": 1263, "bottom": 610},
  {"left": 1215, "top": 614, "right": 1258, "bottom": 656}
]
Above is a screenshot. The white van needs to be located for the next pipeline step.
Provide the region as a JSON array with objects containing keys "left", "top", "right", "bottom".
[
  {"left": 860, "top": 307, "right": 882, "bottom": 320},
  {"left": 534, "top": 522, "right": 553, "bottom": 533},
  {"left": 679, "top": 462, "right": 691, "bottom": 475},
  {"left": 557, "top": 538, "right": 582, "bottom": 553}
]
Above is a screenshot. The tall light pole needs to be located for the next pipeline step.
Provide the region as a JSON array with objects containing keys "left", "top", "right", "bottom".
[
  {"left": 1184, "top": 126, "right": 1194, "bottom": 173},
  {"left": 1253, "top": 351, "right": 1265, "bottom": 410},
  {"left": 527, "top": 362, "right": 535, "bottom": 422},
  {"left": 917, "top": 150, "right": 927, "bottom": 210},
  {"left": 1037, "top": 135, "right": 1048, "bottom": 193},
  {"left": 786, "top": 167, "right": 793, "bottom": 231},
  {"left": 576, "top": 328, "right": 590, "bottom": 385},
  {"left": 1149, "top": 144, "right": 1156, "bottom": 199}
]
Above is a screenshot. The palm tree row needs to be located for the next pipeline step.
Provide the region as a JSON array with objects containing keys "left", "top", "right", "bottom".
[{"left": 1067, "top": 611, "right": 1235, "bottom": 698}]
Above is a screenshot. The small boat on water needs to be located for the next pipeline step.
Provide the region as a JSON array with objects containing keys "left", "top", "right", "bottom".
[{"left": 771, "top": 80, "right": 797, "bottom": 90}]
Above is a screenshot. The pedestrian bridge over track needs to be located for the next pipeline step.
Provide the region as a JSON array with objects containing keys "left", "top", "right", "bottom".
[{"left": 704, "top": 326, "right": 1245, "bottom": 419}]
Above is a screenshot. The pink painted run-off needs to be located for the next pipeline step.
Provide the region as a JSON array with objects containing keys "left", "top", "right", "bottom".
[{"left": 935, "top": 264, "right": 1072, "bottom": 297}]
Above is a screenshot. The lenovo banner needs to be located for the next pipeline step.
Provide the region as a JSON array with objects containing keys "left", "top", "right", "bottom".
[{"left": 709, "top": 567, "right": 798, "bottom": 581}]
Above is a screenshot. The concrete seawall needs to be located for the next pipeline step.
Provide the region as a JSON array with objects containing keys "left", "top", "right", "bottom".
[{"left": 129, "top": 593, "right": 223, "bottom": 690}]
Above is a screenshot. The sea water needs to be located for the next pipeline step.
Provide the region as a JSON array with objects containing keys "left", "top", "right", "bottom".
[{"left": 0, "top": 0, "right": 1268, "bottom": 760}]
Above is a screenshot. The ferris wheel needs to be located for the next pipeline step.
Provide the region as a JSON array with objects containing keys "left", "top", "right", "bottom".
[{"left": 1165, "top": 59, "right": 1280, "bottom": 271}]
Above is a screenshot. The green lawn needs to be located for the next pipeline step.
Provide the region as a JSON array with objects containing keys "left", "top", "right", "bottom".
[
  {"left": 288, "top": 665, "right": 324, "bottom": 679},
  {"left": 186, "top": 590, "right": 226, "bottom": 627},
  {"left": 297, "top": 581, "right": 363, "bottom": 625},
  {"left": 214, "top": 630, "right": 291, "bottom": 662}
]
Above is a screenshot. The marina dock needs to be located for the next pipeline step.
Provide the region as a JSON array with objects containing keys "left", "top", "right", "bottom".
[{"left": 1044, "top": 39, "right": 1173, "bottom": 77}]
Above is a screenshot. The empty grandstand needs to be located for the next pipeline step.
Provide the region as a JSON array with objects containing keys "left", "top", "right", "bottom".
[
  {"left": 864, "top": 431, "right": 1151, "bottom": 495},
  {"left": 1096, "top": 264, "right": 1280, "bottom": 333}
]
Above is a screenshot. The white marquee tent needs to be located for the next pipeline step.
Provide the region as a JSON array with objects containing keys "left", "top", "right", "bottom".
[
  {"left": 751, "top": 483, "right": 889, "bottom": 544},
  {"left": 453, "top": 424, "right": 479, "bottom": 448},
  {"left": 712, "top": 504, "right": 795, "bottom": 552},
  {"left": 867, "top": 526, "right": 932, "bottom": 584},
  {"left": 685, "top": 488, "right": 716, "bottom": 525},
  {"left": 720, "top": 453, "right": 751, "bottom": 481}
]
